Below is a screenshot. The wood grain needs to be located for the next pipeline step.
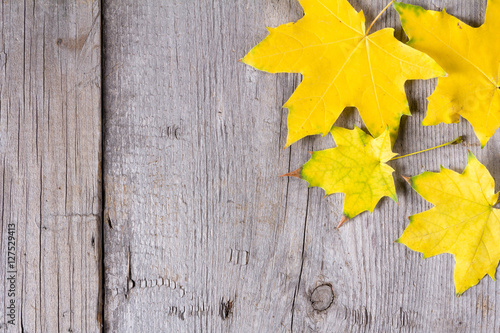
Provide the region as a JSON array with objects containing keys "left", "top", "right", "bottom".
[
  {"left": 0, "top": 1, "right": 102, "bottom": 332},
  {"left": 103, "top": 0, "right": 500, "bottom": 332}
]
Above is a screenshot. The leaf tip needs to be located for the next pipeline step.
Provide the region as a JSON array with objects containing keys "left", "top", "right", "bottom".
[
  {"left": 480, "top": 138, "right": 490, "bottom": 149},
  {"left": 284, "top": 135, "right": 294, "bottom": 149},
  {"left": 391, "top": 192, "right": 399, "bottom": 204},
  {"left": 466, "top": 150, "right": 476, "bottom": 162},
  {"left": 402, "top": 175, "right": 412, "bottom": 185},
  {"left": 280, "top": 168, "right": 302, "bottom": 179},
  {"left": 336, "top": 215, "right": 349, "bottom": 229}
]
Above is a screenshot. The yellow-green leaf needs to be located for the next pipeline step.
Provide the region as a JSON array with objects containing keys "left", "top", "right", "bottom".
[
  {"left": 394, "top": 1, "right": 500, "bottom": 148},
  {"left": 288, "top": 127, "right": 398, "bottom": 221},
  {"left": 399, "top": 153, "right": 500, "bottom": 295},
  {"left": 242, "top": 0, "right": 445, "bottom": 147}
]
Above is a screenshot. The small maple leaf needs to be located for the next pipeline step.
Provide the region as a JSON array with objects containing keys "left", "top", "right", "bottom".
[
  {"left": 242, "top": 0, "right": 445, "bottom": 147},
  {"left": 398, "top": 153, "right": 500, "bottom": 295},
  {"left": 284, "top": 127, "right": 398, "bottom": 225},
  {"left": 395, "top": 1, "right": 500, "bottom": 147}
]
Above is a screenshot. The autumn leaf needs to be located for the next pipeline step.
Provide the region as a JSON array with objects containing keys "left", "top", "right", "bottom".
[
  {"left": 242, "top": 0, "right": 445, "bottom": 147},
  {"left": 284, "top": 127, "right": 398, "bottom": 225},
  {"left": 398, "top": 153, "right": 500, "bottom": 295},
  {"left": 394, "top": 1, "right": 500, "bottom": 148}
]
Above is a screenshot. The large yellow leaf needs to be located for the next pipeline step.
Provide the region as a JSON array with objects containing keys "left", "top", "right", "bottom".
[
  {"left": 286, "top": 127, "right": 398, "bottom": 222},
  {"left": 242, "top": 0, "right": 445, "bottom": 147},
  {"left": 395, "top": 1, "right": 500, "bottom": 148},
  {"left": 398, "top": 153, "right": 500, "bottom": 295}
]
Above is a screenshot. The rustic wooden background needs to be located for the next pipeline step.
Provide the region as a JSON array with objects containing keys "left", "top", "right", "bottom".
[{"left": 1, "top": 0, "right": 500, "bottom": 332}]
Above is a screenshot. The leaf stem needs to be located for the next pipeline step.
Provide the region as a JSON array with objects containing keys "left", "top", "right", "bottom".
[
  {"left": 366, "top": 0, "right": 394, "bottom": 35},
  {"left": 390, "top": 136, "right": 463, "bottom": 161}
]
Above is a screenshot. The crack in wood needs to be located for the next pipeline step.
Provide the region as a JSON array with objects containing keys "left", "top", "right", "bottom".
[
  {"left": 133, "top": 275, "right": 187, "bottom": 299},
  {"left": 290, "top": 190, "right": 310, "bottom": 331},
  {"left": 165, "top": 302, "right": 216, "bottom": 321},
  {"left": 228, "top": 248, "right": 250, "bottom": 265},
  {"left": 336, "top": 305, "right": 418, "bottom": 329}
]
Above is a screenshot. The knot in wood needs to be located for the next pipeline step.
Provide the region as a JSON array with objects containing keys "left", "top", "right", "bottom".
[{"left": 310, "top": 284, "right": 334, "bottom": 312}]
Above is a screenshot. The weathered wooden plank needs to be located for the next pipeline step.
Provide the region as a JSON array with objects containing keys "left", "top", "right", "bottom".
[
  {"left": 103, "top": 0, "right": 500, "bottom": 332},
  {"left": 0, "top": 1, "right": 102, "bottom": 332}
]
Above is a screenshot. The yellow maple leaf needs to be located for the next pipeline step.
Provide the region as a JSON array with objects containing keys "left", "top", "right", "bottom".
[
  {"left": 242, "top": 0, "right": 445, "bottom": 147},
  {"left": 285, "top": 127, "right": 398, "bottom": 225},
  {"left": 394, "top": 1, "right": 500, "bottom": 148},
  {"left": 398, "top": 153, "right": 500, "bottom": 295}
]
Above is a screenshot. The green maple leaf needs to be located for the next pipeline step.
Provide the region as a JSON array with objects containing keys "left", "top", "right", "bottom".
[{"left": 285, "top": 126, "right": 397, "bottom": 225}]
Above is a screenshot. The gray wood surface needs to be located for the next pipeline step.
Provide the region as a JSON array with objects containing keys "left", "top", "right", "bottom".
[
  {"left": 103, "top": 0, "right": 500, "bottom": 332},
  {"left": 1, "top": 0, "right": 497, "bottom": 332},
  {"left": 0, "top": 1, "right": 102, "bottom": 332}
]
